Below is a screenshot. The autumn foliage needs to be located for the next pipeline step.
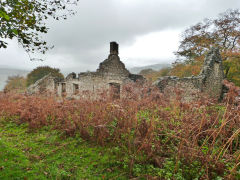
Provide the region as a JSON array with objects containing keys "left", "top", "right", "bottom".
[
  {"left": 0, "top": 82, "right": 240, "bottom": 179},
  {"left": 166, "top": 9, "right": 240, "bottom": 84}
]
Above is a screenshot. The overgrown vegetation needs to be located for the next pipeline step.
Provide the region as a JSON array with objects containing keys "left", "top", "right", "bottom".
[{"left": 0, "top": 82, "right": 239, "bottom": 179}]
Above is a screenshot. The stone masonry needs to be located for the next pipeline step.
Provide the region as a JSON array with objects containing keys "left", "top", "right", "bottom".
[
  {"left": 27, "top": 73, "right": 60, "bottom": 95},
  {"left": 154, "top": 48, "right": 225, "bottom": 101},
  {"left": 28, "top": 42, "right": 144, "bottom": 98}
]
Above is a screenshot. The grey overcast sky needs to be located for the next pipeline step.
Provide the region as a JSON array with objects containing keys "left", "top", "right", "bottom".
[{"left": 1, "top": 0, "right": 240, "bottom": 73}]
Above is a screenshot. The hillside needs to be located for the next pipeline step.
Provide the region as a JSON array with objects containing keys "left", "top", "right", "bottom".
[
  {"left": 129, "top": 63, "right": 171, "bottom": 74},
  {"left": 0, "top": 68, "right": 29, "bottom": 90}
]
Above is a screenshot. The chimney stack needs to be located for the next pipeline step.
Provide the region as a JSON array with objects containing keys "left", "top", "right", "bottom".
[{"left": 110, "top": 42, "right": 119, "bottom": 55}]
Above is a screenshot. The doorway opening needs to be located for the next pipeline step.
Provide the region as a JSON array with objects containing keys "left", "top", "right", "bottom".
[
  {"left": 73, "top": 84, "right": 79, "bottom": 95},
  {"left": 61, "top": 83, "right": 66, "bottom": 96}
]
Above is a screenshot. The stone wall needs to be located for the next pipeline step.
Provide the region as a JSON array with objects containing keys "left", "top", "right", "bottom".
[
  {"left": 52, "top": 42, "right": 144, "bottom": 99},
  {"left": 27, "top": 74, "right": 58, "bottom": 94},
  {"left": 154, "top": 48, "right": 225, "bottom": 101}
]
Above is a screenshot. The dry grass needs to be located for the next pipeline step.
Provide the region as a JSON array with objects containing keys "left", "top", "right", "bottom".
[{"left": 0, "top": 81, "right": 239, "bottom": 179}]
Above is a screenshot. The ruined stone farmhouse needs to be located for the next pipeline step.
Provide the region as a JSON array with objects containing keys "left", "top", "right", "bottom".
[
  {"left": 27, "top": 42, "right": 144, "bottom": 98},
  {"left": 28, "top": 42, "right": 225, "bottom": 101}
]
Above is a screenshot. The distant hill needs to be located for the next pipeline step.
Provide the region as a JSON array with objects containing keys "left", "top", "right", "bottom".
[
  {"left": 129, "top": 63, "right": 171, "bottom": 74},
  {"left": 0, "top": 68, "right": 29, "bottom": 91}
]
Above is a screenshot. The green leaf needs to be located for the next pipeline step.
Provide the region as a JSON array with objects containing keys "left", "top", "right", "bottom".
[
  {"left": 12, "top": 29, "right": 18, "bottom": 35},
  {"left": 0, "top": 11, "right": 10, "bottom": 21},
  {"left": 4, "top": 14, "right": 10, "bottom": 21}
]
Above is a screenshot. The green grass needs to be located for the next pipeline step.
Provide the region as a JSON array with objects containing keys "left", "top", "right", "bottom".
[
  {"left": 1, "top": 114, "right": 237, "bottom": 180},
  {"left": 0, "top": 118, "right": 128, "bottom": 179}
]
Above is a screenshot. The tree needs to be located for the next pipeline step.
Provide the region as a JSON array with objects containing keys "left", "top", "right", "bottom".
[
  {"left": 175, "top": 9, "right": 240, "bottom": 85},
  {"left": 26, "top": 66, "right": 64, "bottom": 86},
  {"left": 176, "top": 9, "right": 240, "bottom": 62},
  {"left": 4, "top": 75, "right": 27, "bottom": 92},
  {"left": 0, "top": 0, "right": 78, "bottom": 58}
]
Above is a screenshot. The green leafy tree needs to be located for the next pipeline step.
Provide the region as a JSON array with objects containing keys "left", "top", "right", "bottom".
[
  {"left": 26, "top": 66, "right": 64, "bottom": 86},
  {"left": 4, "top": 75, "right": 27, "bottom": 92},
  {"left": 0, "top": 0, "right": 78, "bottom": 58}
]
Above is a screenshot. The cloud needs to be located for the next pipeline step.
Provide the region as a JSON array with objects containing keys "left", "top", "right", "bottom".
[
  {"left": 1, "top": 0, "right": 240, "bottom": 73},
  {"left": 121, "top": 30, "right": 181, "bottom": 67}
]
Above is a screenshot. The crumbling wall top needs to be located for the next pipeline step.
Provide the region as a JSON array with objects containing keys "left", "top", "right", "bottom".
[
  {"left": 200, "top": 47, "right": 223, "bottom": 77},
  {"left": 66, "top": 72, "right": 77, "bottom": 80}
]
